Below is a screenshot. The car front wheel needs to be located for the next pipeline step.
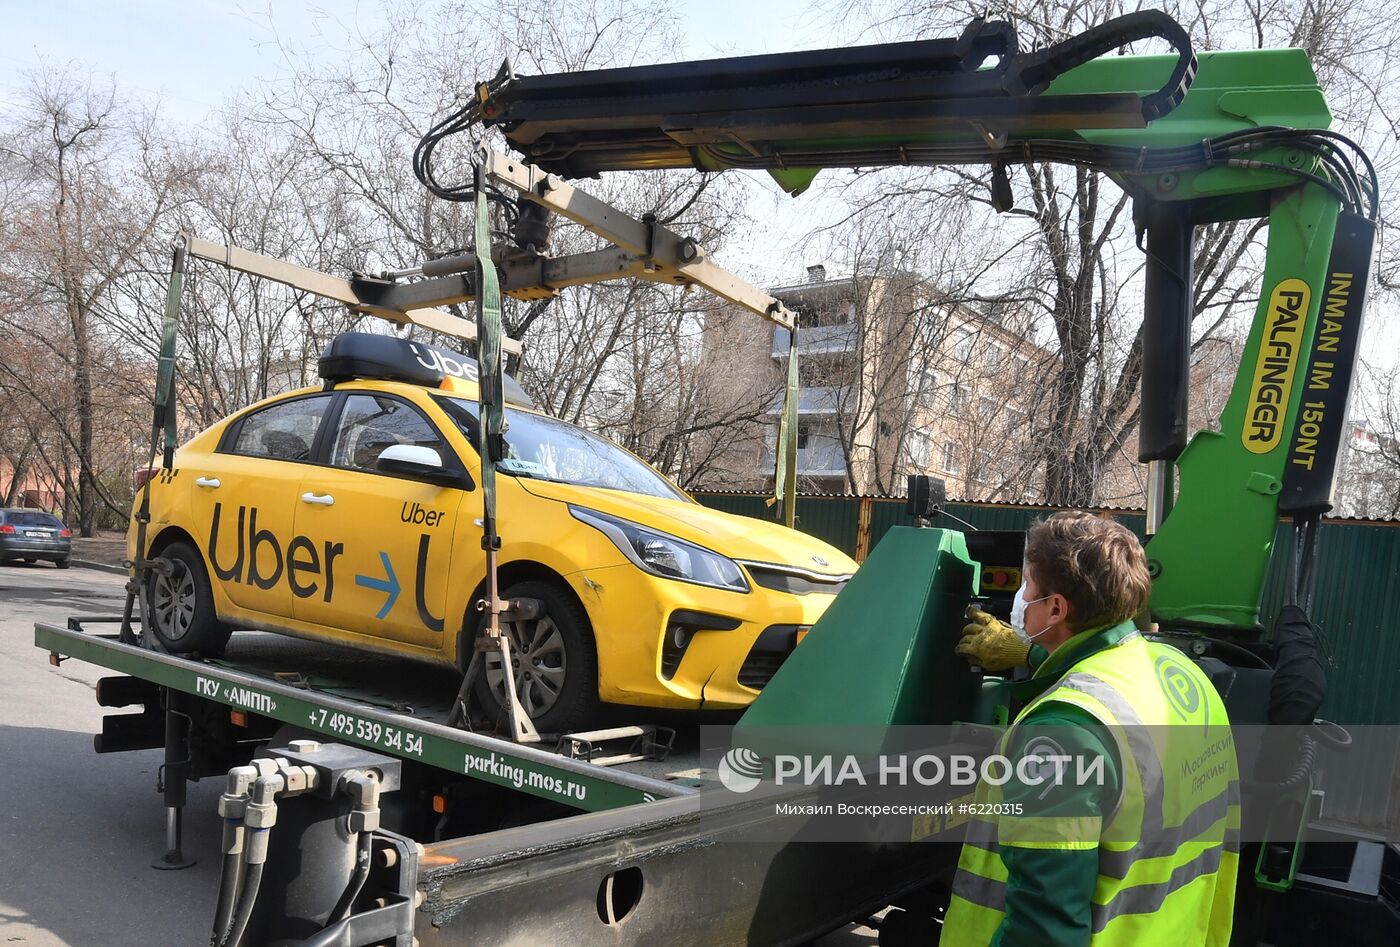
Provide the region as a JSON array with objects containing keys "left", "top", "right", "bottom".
[
  {"left": 146, "top": 541, "right": 232, "bottom": 657},
  {"left": 470, "top": 580, "right": 598, "bottom": 734}
]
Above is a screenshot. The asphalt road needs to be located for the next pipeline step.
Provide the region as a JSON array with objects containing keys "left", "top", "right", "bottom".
[
  {"left": 0, "top": 563, "right": 220, "bottom": 946},
  {"left": 0, "top": 564, "right": 881, "bottom": 946}
]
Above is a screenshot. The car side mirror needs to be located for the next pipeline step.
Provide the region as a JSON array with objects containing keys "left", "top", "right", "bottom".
[{"left": 376, "top": 445, "right": 464, "bottom": 487}]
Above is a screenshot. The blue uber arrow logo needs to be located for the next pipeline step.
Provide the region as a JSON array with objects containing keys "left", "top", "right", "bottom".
[{"left": 355, "top": 551, "right": 400, "bottom": 619}]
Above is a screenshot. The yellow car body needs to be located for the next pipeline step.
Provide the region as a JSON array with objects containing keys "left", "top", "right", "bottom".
[{"left": 132, "top": 341, "right": 856, "bottom": 726}]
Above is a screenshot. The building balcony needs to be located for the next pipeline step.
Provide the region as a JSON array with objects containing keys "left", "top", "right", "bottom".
[
  {"left": 761, "top": 438, "right": 846, "bottom": 474},
  {"left": 772, "top": 323, "right": 857, "bottom": 358},
  {"left": 766, "top": 385, "right": 850, "bottom": 416}
]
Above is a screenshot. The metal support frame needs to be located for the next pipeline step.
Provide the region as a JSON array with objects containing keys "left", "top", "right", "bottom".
[
  {"left": 1138, "top": 200, "right": 1191, "bottom": 538},
  {"left": 297, "top": 831, "right": 418, "bottom": 947},
  {"left": 152, "top": 687, "right": 197, "bottom": 869},
  {"left": 469, "top": 12, "right": 1196, "bottom": 180},
  {"left": 448, "top": 616, "right": 540, "bottom": 743},
  {"left": 183, "top": 238, "right": 524, "bottom": 356},
  {"left": 477, "top": 148, "right": 796, "bottom": 330},
  {"left": 285, "top": 148, "right": 796, "bottom": 331},
  {"left": 180, "top": 148, "right": 799, "bottom": 345},
  {"left": 1145, "top": 460, "right": 1171, "bottom": 536},
  {"left": 466, "top": 150, "right": 798, "bottom": 521}
]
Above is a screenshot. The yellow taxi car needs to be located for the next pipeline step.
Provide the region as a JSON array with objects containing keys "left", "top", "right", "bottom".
[{"left": 132, "top": 332, "right": 857, "bottom": 731}]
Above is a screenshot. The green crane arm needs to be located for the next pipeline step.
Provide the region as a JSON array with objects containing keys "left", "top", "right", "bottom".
[{"left": 426, "top": 13, "right": 1375, "bottom": 635}]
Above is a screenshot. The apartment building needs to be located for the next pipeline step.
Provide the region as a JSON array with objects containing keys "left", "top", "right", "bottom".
[{"left": 695, "top": 265, "right": 1051, "bottom": 498}]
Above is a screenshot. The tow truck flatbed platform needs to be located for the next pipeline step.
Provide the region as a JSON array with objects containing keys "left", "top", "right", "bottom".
[
  {"left": 34, "top": 615, "right": 974, "bottom": 945},
  {"left": 35, "top": 618, "right": 707, "bottom": 813}
]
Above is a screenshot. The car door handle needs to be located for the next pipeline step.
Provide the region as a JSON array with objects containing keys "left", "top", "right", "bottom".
[
  {"left": 300, "top": 492, "right": 335, "bottom": 506},
  {"left": 195, "top": 477, "right": 221, "bottom": 489}
]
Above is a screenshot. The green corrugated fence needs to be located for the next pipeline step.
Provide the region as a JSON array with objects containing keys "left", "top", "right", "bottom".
[{"left": 694, "top": 491, "right": 1400, "bottom": 835}]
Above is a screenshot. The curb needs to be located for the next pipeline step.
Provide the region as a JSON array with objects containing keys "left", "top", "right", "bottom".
[{"left": 71, "top": 558, "right": 129, "bottom": 576}]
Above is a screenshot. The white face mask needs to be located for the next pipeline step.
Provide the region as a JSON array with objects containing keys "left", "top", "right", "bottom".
[{"left": 1009, "top": 582, "right": 1054, "bottom": 642}]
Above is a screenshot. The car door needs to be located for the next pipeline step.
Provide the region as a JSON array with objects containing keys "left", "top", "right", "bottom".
[
  {"left": 293, "top": 391, "right": 467, "bottom": 652},
  {"left": 187, "top": 393, "right": 335, "bottom": 620}
]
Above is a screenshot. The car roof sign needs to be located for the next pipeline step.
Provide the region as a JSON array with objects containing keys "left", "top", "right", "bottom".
[{"left": 318, "top": 332, "right": 534, "bottom": 408}]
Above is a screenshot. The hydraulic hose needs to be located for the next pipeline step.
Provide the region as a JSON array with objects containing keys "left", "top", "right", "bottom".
[
  {"left": 1310, "top": 718, "right": 1353, "bottom": 752},
  {"left": 217, "top": 772, "right": 283, "bottom": 947},
  {"left": 1244, "top": 721, "right": 1353, "bottom": 795},
  {"left": 297, "top": 917, "right": 353, "bottom": 947},
  {"left": 328, "top": 770, "right": 383, "bottom": 924},
  {"left": 211, "top": 766, "right": 257, "bottom": 945},
  {"left": 221, "top": 862, "right": 265, "bottom": 947},
  {"left": 211, "top": 758, "right": 388, "bottom": 946},
  {"left": 210, "top": 852, "right": 243, "bottom": 943},
  {"left": 328, "top": 831, "right": 374, "bottom": 924},
  {"left": 1273, "top": 732, "right": 1317, "bottom": 793}
]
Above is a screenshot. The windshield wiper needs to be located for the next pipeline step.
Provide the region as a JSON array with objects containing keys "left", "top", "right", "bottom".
[{"left": 494, "top": 462, "right": 567, "bottom": 484}]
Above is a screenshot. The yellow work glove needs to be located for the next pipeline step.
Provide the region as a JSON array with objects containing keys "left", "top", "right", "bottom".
[{"left": 956, "top": 606, "right": 1031, "bottom": 671}]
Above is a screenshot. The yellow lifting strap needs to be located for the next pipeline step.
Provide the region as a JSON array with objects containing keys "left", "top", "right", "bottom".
[{"left": 769, "top": 327, "right": 798, "bottom": 528}]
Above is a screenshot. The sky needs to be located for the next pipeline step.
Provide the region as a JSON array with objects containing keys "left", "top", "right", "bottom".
[
  {"left": 6, "top": 1, "right": 1395, "bottom": 379},
  {"left": 2, "top": 0, "right": 850, "bottom": 285},
  {"left": 2, "top": 0, "right": 830, "bottom": 125}
]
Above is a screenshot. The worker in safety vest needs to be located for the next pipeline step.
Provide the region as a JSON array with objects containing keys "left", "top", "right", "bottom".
[{"left": 945, "top": 511, "right": 1239, "bottom": 946}]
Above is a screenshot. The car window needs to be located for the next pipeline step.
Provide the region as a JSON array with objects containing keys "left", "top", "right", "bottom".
[
  {"left": 331, "top": 394, "right": 451, "bottom": 473},
  {"left": 437, "top": 397, "right": 690, "bottom": 502},
  {"left": 229, "top": 396, "right": 331, "bottom": 462},
  {"left": 4, "top": 511, "right": 63, "bottom": 528}
]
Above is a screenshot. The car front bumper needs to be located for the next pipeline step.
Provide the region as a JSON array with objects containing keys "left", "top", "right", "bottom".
[{"left": 567, "top": 563, "right": 839, "bottom": 711}]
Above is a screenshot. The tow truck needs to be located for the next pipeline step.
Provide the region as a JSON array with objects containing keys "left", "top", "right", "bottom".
[{"left": 35, "top": 11, "right": 1400, "bottom": 945}]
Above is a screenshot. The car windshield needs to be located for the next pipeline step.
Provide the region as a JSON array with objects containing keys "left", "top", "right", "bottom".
[
  {"left": 5, "top": 511, "right": 62, "bottom": 528},
  {"left": 437, "top": 397, "right": 690, "bottom": 502}
]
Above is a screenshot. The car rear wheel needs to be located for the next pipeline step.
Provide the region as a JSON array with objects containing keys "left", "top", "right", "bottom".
[
  {"left": 146, "top": 541, "right": 232, "bottom": 657},
  {"left": 55, "top": 558, "right": 70, "bottom": 569},
  {"left": 469, "top": 580, "right": 598, "bottom": 734}
]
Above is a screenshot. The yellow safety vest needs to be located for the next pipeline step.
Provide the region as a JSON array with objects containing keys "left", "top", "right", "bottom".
[{"left": 943, "top": 630, "right": 1240, "bottom": 946}]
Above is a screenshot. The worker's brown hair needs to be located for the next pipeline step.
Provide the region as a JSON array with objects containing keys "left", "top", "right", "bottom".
[{"left": 1024, "top": 511, "right": 1151, "bottom": 631}]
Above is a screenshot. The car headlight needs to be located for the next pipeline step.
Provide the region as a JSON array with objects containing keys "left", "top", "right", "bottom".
[{"left": 569, "top": 506, "right": 749, "bottom": 593}]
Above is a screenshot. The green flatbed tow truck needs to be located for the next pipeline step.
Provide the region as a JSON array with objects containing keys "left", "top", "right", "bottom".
[
  {"left": 36, "top": 11, "right": 1400, "bottom": 946},
  {"left": 36, "top": 614, "right": 988, "bottom": 946},
  {"left": 36, "top": 620, "right": 696, "bottom": 813}
]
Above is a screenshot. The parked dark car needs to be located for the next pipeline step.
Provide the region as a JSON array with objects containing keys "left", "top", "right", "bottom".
[{"left": 0, "top": 509, "right": 72, "bottom": 567}]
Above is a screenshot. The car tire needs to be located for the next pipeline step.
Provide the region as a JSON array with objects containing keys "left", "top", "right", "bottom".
[
  {"left": 468, "top": 579, "right": 599, "bottom": 734},
  {"left": 55, "top": 558, "right": 70, "bottom": 569},
  {"left": 146, "top": 541, "right": 232, "bottom": 657}
]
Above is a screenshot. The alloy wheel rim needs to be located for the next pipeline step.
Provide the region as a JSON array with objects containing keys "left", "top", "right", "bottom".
[
  {"left": 152, "top": 566, "right": 196, "bottom": 640},
  {"left": 484, "top": 614, "right": 567, "bottom": 717}
]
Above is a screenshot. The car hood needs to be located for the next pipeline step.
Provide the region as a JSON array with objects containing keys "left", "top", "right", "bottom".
[{"left": 514, "top": 478, "right": 858, "bottom": 576}]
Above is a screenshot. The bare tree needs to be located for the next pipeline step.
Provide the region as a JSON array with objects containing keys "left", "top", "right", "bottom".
[
  {"left": 230, "top": 0, "right": 764, "bottom": 486},
  {"left": 104, "top": 107, "right": 368, "bottom": 431},
  {"left": 0, "top": 69, "right": 203, "bottom": 530},
  {"left": 821, "top": 0, "right": 1400, "bottom": 506}
]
